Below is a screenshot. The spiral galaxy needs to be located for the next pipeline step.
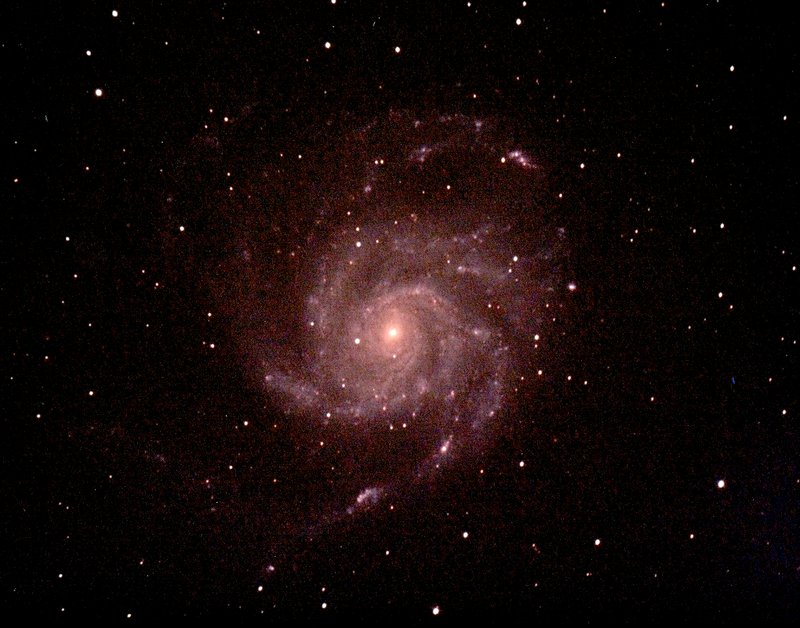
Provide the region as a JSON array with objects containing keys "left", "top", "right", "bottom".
[{"left": 188, "top": 111, "right": 568, "bottom": 519}]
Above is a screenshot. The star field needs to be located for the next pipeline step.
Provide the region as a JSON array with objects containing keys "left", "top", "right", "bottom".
[{"left": 4, "top": 0, "right": 798, "bottom": 622}]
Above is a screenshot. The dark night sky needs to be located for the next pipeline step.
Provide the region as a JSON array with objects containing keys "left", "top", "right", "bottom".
[{"left": 3, "top": 0, "right": 798, "bottom": 622}]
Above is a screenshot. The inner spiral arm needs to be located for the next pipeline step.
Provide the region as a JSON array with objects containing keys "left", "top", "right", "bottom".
[{"left": 302, "top": 225, "right": 512, "bottom": 431}]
